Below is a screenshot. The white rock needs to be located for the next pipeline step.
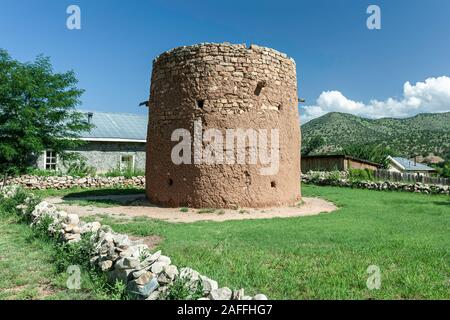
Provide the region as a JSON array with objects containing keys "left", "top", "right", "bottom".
[
  {"left": 129, "top": 244, "right": 150, "bottom": 259},
  {"left": 149, "top": 250, "right": 161, "bottom": 261},
  {"left": 99, "top": 260, "right": 113, "bottom": 271},
  {"left": 200, "top": 276, "right": 218, "bottom": 295},
  {"left": 72, "top": 226, "right": 81, "bottom": 234},
  {"left": 135, "top": 271, "right": 154, "bottom": 285},
  {"left": 113, "top": 234, "right": 131, "bottom": 247},
  {"left": 253, "top": 294, "right": 268, "bottom": 300},
  {"left": 81, "top": 221, "right": 101, "bottom": 234},
  {"left": 66, "top": 234, "right": 81, "bottom": 243},
  {"left": 157, "top": 273, "right": 171, "bottom": 285},
  {"left": 232, "top": 288, "right": 245, "bottom": 300},
  {"left": 132, "top": 268, "right": 150, "bottom": 279},
  {"left": 157, "top": 255, "right": 171, "bottom": 265},
  {"left": 150, "top": 261, "right": 167, "bottom": 274},
  {"left": 164, "top": 265, "right": 178, "bottom": 280},
  {"left": 32, "top": 201, "right": 57, "bottom": 220},
  {"left": 66, "top": 213, "right": 79, "bottom": 226},
  {"left": 179, "top": 267, "right": 200, "bottom": 282},
  {"left": 209, "top": 287, "right": 232, "bottom": 300},
  {"left": 146, "top": 291, "right": 160, "bottom": 300},
  {"left": 102, "top": 232, "right": 114, "bottom": 243},
  {"left": 119, "top": 247, "right": 135, "bottom": 258}
]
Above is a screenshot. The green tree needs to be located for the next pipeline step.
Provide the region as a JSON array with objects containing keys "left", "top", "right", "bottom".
[
  {"left": 0, "top": 49, "right": 91, "bottom": 178},
  {"left": 432, "top": 161, "right": 450, "bottom": 178},
  {"left": 342, "top": 143, "right": 394, "bottom": 168},
  {"left": 302, "top": 135, "right": 325, "bottom": 156}
]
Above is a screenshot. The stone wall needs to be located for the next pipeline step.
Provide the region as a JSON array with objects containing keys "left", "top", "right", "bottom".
[
  {"left": 5, "top": 172, "right": 447, "bottom": 195},
  {"left": 1, "top": 186, "right": 268, "bottom": 300},
  {"left": 301, "top": 171, "right": 449, "bottom": 195},
  {"left": 2, "top": 175, "right": 145, "bottom": 190},
  {"left": 146, "top": 42, "right": 301, "bottom": 208},
  {"left": 36, "top": 141, "right": 146, "bottom": 174}
]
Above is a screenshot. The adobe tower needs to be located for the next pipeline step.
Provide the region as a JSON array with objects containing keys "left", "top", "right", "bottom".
[{"left": 146, "top": 43, "right": 301, "bottom": 208}]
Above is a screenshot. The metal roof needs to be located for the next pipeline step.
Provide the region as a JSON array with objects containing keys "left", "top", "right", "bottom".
[
  {"left": 302, "top": 154, "right": 381, "bottom": 167},
  {"left": 391, "top": 157, "right": 436, "bottom": 171},
  {"left": 79, "top": 111, "right": 148, "bottom": 142}
]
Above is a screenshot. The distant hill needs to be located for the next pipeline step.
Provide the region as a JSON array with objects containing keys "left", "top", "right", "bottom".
[{"left": 301, "top": 111, "right": 450, "bottom": 160}]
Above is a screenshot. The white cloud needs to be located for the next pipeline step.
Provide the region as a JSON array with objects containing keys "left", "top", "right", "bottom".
[{"left": 300, "top": 76, "right": 450, "bottom": 123}]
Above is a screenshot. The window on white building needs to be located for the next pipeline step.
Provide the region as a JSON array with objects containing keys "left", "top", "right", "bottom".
[{"left": 45, "top": 150, "right": 57, "bottom": 170}]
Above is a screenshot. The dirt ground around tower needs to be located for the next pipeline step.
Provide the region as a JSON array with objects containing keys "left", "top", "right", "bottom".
[{"left": 45, "top": 193, "right": 338, "bottom": 223}]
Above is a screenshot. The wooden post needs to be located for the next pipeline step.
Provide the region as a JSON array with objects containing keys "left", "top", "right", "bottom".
[{"left": 0, "top": 172, "right": 7, "bottom": 191}]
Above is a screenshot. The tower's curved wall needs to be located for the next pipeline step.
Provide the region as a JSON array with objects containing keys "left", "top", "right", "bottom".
[{"left": 146, "top": 43, "right": 301, "bottom": 208}]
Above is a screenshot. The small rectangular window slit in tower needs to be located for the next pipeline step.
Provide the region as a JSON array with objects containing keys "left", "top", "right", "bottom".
[{"left": 196, "top": 100, "right": 205, "bottom": 109}]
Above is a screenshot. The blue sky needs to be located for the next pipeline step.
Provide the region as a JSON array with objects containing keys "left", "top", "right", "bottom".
[{"left": 1, "top": 0, "right": 450, "bottom": 121}]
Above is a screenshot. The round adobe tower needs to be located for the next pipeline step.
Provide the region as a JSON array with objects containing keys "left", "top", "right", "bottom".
[{"left": 146, "top": 43, "right": 301, "bottom": 208}]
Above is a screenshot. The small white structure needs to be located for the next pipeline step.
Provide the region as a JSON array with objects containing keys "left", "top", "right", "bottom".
[{"left": 386, "top": 156, "right": 436, "bottom": 177}]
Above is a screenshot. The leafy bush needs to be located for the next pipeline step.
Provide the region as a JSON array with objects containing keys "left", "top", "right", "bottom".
[
  {"left": 432, "top": 161, "right": 450, "bottom": 178},
  {"left": 0, "top": 186, "right": 33, "bottom": 217},
  {"left": 348, "top": 168, "right": 375, "bottom": 181},
  {"left": 65, "top": 158, "right": 96, "bottom": 177},
  {"left": 325, "top": 171, "right": 342, "bottom": 184},
  {"left": 302, "top": 135, "right": 325, "bottom": 156},
  {"left": 31, "top": 214, "right": 55, "bottom": 238},
  {"left": 52, "top": 233, "right": 93, "bottom": 271},
  {"left": 342, "top": 143, "right": 394, "bottom": 168},
  {"left": 308, "top": 171, "right": 322, "bottom": 184},
  {"left": 165, "top": 276, "right": 203, "bottom": 300},
  {"left": 104, "top": 166, "right": 145, "bottom": 179},
  {"left": 41, "top": 230, "right": 128, "bottom": 299}
]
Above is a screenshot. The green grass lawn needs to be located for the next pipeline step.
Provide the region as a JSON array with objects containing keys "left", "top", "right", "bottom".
[
  {"left": 0, "top": 212, "right": 122, "bottom": 300},
  {"left": 67, "top": 185, "right": 449, "bottom": 300}
]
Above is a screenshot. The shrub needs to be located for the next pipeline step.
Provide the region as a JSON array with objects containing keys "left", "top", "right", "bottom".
[
  {"left": 31, "top": 214, "right": 55, "bottom": 239},
  {"left": 66, "top": 158, "right": 96, "bottom": 177},
  {"left": 104, "top": 166, "right": 145, "bottom": 179},
  {"left": 0, "top": 186, "right": 34, "bottom": 218},
  {"left": 52, "top": 232, "right": 96, "bottom": 271},
  {"left": 342, "top": 143, "right": 393, "bottom": 168},
  {"left": 165, "top": 277, "right": 203, "bottom": 300},
  {"left": 326, "top": 171, "right": 342, "bottom": 184},
  {"left": 308, "top": 171, "right": 322, "bottom": 184},
  {"left": 348, "top": 168, "right": 375, "bottom": 181}
]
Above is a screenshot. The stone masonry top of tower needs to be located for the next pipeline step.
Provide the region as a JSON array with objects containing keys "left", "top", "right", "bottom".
[{"left": 152, "top": 42, "right": 296, "bottom": 65}]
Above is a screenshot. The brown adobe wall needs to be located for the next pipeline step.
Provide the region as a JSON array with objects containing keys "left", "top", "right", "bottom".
[{"left": 146, "top": 43, "right": 301, "bottom": 208}]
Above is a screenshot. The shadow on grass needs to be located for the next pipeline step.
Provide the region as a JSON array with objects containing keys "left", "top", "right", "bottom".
[
  {"left": 63, "top": 188, "right": 145, "bottom": 199},
  {"left": 433, "top": 200, "right": 450, "bottom": 207},
  {"left": 60, "top": 188, "right": 159, "bottom": 208}
]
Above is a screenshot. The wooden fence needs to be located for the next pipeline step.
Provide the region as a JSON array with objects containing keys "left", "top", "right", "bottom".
[{"left": 374, "top": 170, "right": 450, "bottom": 186}]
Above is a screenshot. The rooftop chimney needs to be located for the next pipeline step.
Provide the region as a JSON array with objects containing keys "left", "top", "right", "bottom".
[{"left": 87, "top": 112, "right": 93, "bottom": 124}]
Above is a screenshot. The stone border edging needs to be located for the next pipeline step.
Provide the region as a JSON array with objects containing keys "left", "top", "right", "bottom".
[
  {"left": 301, "top": 171, "right": 449, "bottom": 195},
  {"left": 1, "top": 175, "right": 145, "bottom": 190}
]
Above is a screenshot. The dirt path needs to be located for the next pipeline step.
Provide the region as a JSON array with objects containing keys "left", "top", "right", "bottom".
[{"left": 46, "top": 194, "right": 338, "bottom": 223}]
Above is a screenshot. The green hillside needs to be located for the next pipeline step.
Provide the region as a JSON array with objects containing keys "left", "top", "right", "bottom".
[{"left": 301, "top": 112, "right": 450, "bottom": 160}]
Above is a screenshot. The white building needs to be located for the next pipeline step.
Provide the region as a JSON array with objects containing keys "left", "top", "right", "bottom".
[{"left": 386, "top": 156, "right": 437, "bottom": 177}]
